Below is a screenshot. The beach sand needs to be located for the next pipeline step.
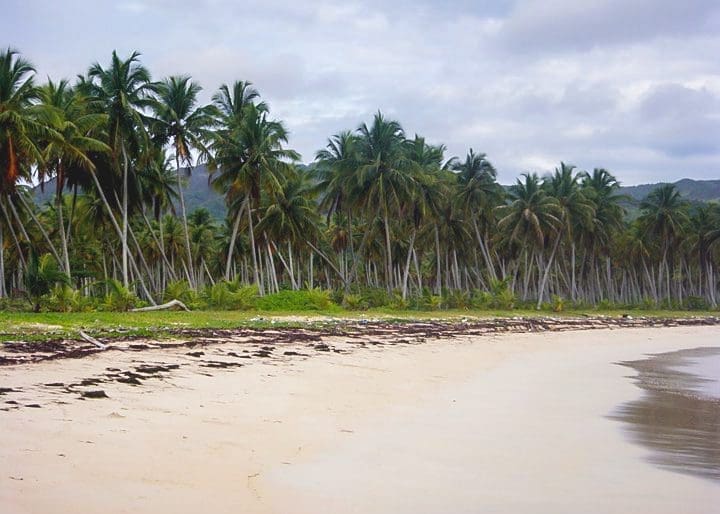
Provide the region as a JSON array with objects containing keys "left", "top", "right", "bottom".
[{"left": 1, "top": 326, "right": 718, "bottom": 513}]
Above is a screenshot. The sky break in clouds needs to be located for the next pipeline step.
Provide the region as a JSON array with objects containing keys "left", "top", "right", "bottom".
[{"left": 4, "top": 0, "right": 720, "bottom": 185}]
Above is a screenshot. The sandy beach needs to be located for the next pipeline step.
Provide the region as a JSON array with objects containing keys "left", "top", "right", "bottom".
[{"left": 1, "top": 324, "right": 719, "bottom": 513}]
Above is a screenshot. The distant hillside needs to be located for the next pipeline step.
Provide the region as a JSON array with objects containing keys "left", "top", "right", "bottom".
[
  {"left": 620, "top": 178, "right": 720, "bottom": 203},
  {"left": 34, "top": 173, "right": 720, "bottom": 220}
]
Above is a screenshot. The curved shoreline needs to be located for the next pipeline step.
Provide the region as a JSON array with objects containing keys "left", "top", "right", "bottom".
[{"left": 1, "top": 315, "right": 719, "bottom": 367}]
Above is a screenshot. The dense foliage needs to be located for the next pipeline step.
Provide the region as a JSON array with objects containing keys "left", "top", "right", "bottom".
[{"left": 1, "top": 48, "right": 719, "bottom": 312}]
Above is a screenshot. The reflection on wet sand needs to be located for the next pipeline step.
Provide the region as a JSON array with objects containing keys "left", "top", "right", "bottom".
[{"left": 612, "top": 347, "right": 720, "bottom": 481}]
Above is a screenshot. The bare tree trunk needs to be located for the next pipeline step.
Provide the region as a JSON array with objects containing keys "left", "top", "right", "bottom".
[
  {"left": 401, "top": 228, "right": 417, "bottom": 300},
  {"left": 246, "top": 197, "right": 261, "bottom": 294},
  {"left": 536, "top": 232, "right": 562, "bottom": 309},
  {"left": 13, "top": 193, "right": 63, "bottom": 268},
  {"left": 225, "top": 201, "right": 246, "bottom": 281},
  {"left": 175, "top": 157, "right": 196, "bottom": 288},
  {"left": 0, "top": 198, "right": 26, "bottom": 268}
]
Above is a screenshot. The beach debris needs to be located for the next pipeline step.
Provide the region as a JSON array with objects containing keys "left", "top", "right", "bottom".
[
  {"left": 131, "top": 299, "right": 190, "bottom": 312},
  {"left": 79, "top": 330, "right": 107, "bottom": 350},
  {"left": 80, "top": 390, "right": 108, "bottom": 399}
]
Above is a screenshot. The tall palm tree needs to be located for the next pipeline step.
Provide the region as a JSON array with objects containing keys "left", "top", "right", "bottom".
[
  {"left": 0, "top": 48, "right": 48, "bottom": 194},
  {"left": 454, "top": 149, "right": 504, "bottom": 281},
  {"left": 37, "top": 79, "right": 109, "bottom": 278},
  {"left": 356, "top": 112, "right": 414, "bottom": 291},
  {"left": 0, "top": 48, "right": 56, "bottom": 280},
  {"left": 210, "top": 98, "right": 299, "bottom": 288},
  {"left": 152, "top": 75, "right": 215, "bottom": 288},
  {"left": 85, "top": 50, "right": 154, "bottom": 288},
  {"left": 541, "top": 163, "right": 594, "bottom": 305},
  {"left": 639, "top": 184, "right": 690, "bottom": 300},
  {"left": 497, "top": 173, "right": 560, "bottom": 305}
]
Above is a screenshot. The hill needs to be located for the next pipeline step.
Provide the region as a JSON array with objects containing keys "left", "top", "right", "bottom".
[
  {"left": 34, "top": 173, "right": 719, "bottom": 220},
  {"left": 620, "top": 178, "right": 720, "bottom": 202}
]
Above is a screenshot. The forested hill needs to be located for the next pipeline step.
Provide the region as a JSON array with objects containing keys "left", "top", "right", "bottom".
[
  {"left": 621, "top": 178, "right": 720, "bottom": 202},
  {"left": 34, "top": 171, "right": 719, "bottom": 219}
]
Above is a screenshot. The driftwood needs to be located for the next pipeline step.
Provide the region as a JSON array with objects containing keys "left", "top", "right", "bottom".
[
  {"left": 79, "top": 330, "right": 108, "bottom": 350},
  {"left": 131, "top": 299, "right": 190, "bottom": 312}
]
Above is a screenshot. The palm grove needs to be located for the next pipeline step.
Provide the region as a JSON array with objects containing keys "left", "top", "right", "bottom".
[{"left": 1, "top": 49, "right": 719, "bottom": 312}]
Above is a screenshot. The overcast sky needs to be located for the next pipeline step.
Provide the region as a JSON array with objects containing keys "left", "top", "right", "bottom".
[{"left": 5, "top": 0, "right": 720, "bottom": 184}]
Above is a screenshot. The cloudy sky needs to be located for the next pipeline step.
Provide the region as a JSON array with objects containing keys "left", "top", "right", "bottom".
[{"left": 5, "top": 0, "right": 720, "bottom": 184}]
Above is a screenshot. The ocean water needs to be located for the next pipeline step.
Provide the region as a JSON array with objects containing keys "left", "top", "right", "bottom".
[{"left": 613, "top": 347, "right": 720, "bottom": 481}]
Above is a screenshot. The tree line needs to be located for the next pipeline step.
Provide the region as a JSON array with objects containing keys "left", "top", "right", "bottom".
[{"left": 1, "top": 48, "right": 719, "bottom": 311}]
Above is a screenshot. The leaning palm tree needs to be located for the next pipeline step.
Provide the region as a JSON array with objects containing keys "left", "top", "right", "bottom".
[
  {"left": 152, "top": 75, "right": 215, "bottom": 288},
  {"left": 84, "top": 50, "right": 154, "bottom": 288}
]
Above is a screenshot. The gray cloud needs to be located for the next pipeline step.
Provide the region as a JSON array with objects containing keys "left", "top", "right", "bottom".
[{"left": 3, "top": 0, "right": 719, "bottom": 184}]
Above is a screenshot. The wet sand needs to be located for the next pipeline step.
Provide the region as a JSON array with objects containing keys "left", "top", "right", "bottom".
[{"left": 1, "top": 326, "right": 719, "bottom": 513}]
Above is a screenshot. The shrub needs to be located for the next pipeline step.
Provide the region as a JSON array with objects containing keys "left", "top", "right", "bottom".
[
  {"left": 45, "top": 283, "right": 81, "bottom": 312},
  {"left": 685, "top": 296, "right": 708, "bottom": 311},
  {"left": 102, "top": 279, "right": 138, "bottom": 311},
  {"left": 254, "top": 288, "right": 334, "bottom": 311},
  {"left": 342, "top": 293, "right": 366, "bottom": 310},
  {"left": 359, "top": 288, "right": 391, "bottom": 308},
  {"left": 552, "top": 295, "right": 565, "bottom": 313}
]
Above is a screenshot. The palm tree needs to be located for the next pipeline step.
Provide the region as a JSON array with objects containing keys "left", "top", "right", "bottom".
[
  {"left": 36, "top": 79, "right": 109, "bottom": 278},
  {"left": 0, "top": 48, "right": 48, "bottom": 194},
  {"left": 356, "top": 112, "right": 414, "bottom": 291},
  {"left": 497, "top": 173, "right": 560, "bottom": 305},
  {"left": 85, "top": 50, "right": 154, "bottom": 288},
  {"left": 639, "top": 184, "right": 690, "bottom": 301},
  {"left": 152, "top": 75, "right": 215, "bottom": 288},
  {"left": 0, "top": 48, "right": 56, "bottom": 280},
  {"left": 454, "top": 149, "right": 504, "bottom": 281},
  {"left": 541, "top": 163, "right": 594, "bottom": 305},
  {"left": 210, "top": 97, "right": 299, "bottom": 289}
]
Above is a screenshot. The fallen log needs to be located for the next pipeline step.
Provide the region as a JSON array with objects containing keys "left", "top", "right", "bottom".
[
  {"left": 79, "top": 330, "right": 108, "bottom": 350},
  {"left": 130, "top": 299, "right": 190, "bottom": 312}
]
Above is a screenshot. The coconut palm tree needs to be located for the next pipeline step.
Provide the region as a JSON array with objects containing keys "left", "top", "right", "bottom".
[
  {"left": 36, "top": 79, "right": 109, "bottom": 278},
  {"left": 454, "top": 149, "right": 504, "bottom": 281},
  {"left": 152, "top": 75, "right": 215, "bottom": 288},
  {"left": 356, "top": 112, "right": 414, "bottom": 291},
  {"left": 0, "top": 48, "right": 57, "bottom": 280},
  {"left": 541, "top": 163, "right": 594, "bottom": 305},
  {"left": 639, "top": 184, "right": 690, "bottom": 301},
  {"left": 497, "top": 173, "right": 560, "bottom": 305},
  {"left": 84, "top": 50, "right": 154, "bottom": 288},
  {"left": 210, "top": 98, "right": 299, "bottom": 289}
]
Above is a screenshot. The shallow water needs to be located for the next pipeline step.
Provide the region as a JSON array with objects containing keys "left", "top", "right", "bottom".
[{"left": 612, "top": 347, "right": 720, "bottom": 481}]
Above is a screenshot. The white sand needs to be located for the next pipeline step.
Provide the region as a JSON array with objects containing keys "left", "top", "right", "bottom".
[{"left": 1, "top": 326, "right": 719, "bottom": 513}]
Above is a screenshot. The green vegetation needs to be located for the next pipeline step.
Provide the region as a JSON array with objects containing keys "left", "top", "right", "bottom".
[
  {"left": 0, "top": 307, "right": 716, "bottom": 344},
  {"left": 1, "top": 48, "right": 719, "bottom": 315}
]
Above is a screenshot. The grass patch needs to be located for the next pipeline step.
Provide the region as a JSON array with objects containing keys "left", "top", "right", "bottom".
[{"left": 0, "top": 307, "right": 717, "bottom": 343}]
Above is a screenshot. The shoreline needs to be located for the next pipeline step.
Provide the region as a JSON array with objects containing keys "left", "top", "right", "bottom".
[{"left": 1, "top": 314, "right": 719, "bottom": 367}]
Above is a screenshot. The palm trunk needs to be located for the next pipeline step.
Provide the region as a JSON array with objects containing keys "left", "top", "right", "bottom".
[
  {"left": 536, "top": 231, "right": 562, "bottom": 309},
  {"left": 383, "top": 208, "right": 393, "bottom": 292},
  {"left": 55, "top": 164, "right": 71, "bottom": 279},
  {"left": 175, "top": 156, "right": 195, "bottom": 288},
  {"left": 0, "top": 197, "right": 27, "bottom": 269},
  {"left": 246, "top": 197, "right": 261, "bottom": 294},
  {"left": 0, "top": 223, "right": 5, "bottom": 297},
  {"left": 401, "top": 227, "right": 417, "bottom": 299},
  {"left": 121, "top": 144, "right": 129, "bottom": 288},
  {"left": 13, "top": 194, "right": 63, "bottom": 269},
  {"left": 225, "top": 201, "right": 246, "bottom": 281}
]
